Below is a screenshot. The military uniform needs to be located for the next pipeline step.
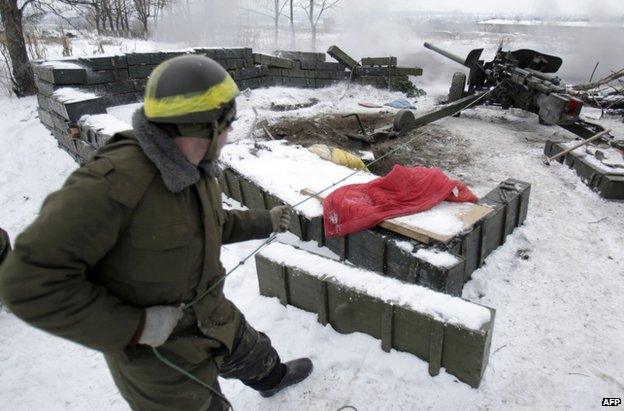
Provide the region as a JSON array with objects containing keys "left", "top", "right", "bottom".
[{"left": 0, "top": 131, "right": 283, "bottom": 410}]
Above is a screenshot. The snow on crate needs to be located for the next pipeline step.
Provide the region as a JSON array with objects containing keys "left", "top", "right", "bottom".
[
  {"left": 259, "top": 242, "right": 492, "bottom": 331},
  {"left": 415, "top": 248, "right": 460, "bottom": 268},
  {"left": 234, "top": 84, "right": 408, "bottom": 120},
  {"left": 393, "top": 241, "right": 460, "bottom": 268},
  {"left": 220, "top": 140, "right": 375, "bottom": 217},
  {"left": 561, "top": 141, "right": 624, "bottom": 175},
  {"left": 39, "top": 60, "right": 85, "bottom": 70},
  {"left": 107, "top": 102, "right": 143, "bottom": 125},
  {"left": 78, "top": 113, "right": 132, "bottom": 137},
  {"left": 391, "top": 201, "right": 475, "bottom": 238},
  {"left": 52, "top": 87, "right": 98, "bottom": 103}
]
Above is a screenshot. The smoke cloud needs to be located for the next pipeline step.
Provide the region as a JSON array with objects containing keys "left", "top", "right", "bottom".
[{"left": 153, "top": 1, "right": 624, "bottom": 87}]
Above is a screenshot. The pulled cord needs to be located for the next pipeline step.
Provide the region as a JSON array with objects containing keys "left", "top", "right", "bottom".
[
  {"left": 184, "top": 233, "right": 278, "bottom": 310},
  {"left": 152, "top": 346, "right": 234, "bottom": 411},
  {"left": 151, "top": 85, "right": 498, "bottom": 407}
]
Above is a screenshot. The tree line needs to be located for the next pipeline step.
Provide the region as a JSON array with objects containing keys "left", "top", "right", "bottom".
[{"left": 0, "top": 0, "right": 341, "bottom": 97}]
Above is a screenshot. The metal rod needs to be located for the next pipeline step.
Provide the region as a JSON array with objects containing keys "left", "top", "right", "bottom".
[
  {"left": 342, "top": 113, "right": 367, "bottom": 136},
  {"left": 589, "top": 62, "right": 599, "bottom": 83},
  {"left": 400, "top": 91, "right": 488, "bottom": 133},
  {"left": 261, "top": 123, "right": 274, "bottom": 140},
  {"left": 423, "top": 42, "right": 468, "bottom": 67},
  {"left": 543, "top": 129, "right": 612, "bottom": 165},
  {"left": 525, "top": 68, "right": 562, "bottom": 85}
]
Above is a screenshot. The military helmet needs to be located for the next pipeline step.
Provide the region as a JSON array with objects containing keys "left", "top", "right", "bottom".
[{"left": 143, "top": 54, "right": 239, "bottom": 130}]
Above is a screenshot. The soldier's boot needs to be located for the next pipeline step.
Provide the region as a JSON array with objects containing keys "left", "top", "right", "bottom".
[{"left": 259, "top": 358, "right": 313, "bottom": 398}]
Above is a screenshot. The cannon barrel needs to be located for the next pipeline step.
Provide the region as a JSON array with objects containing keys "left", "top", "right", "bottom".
[
  {"left": 424, "top": 42, "right": 468, "bottom": 67},
  {"left": 525, "top": 68, "right": 562, "bottom": 85}
]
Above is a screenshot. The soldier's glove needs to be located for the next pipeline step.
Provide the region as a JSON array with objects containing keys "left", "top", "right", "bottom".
[
  {"left": 270, "top": 205, "right": 291, "bottom": 233},
  {"left": 138, "top": 305, "right": 184, "bottom": 347}
]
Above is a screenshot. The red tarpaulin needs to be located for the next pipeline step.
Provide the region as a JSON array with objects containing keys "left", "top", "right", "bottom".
[{"left": 323, "top": 165, "right": 478, "bottom": 237}]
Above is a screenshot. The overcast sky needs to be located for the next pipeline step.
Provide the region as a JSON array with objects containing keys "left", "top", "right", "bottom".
[{"left": 343, "top": 0, "right": 624, "bottom": 17}]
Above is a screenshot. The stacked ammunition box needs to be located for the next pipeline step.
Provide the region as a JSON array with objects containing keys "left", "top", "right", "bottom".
[
  {"left": 219, "top": 167, "right": 531, "bottom": 296},
  {"left": 256, "top": 242, "right": 496, "bottom": 388},
  {"left": 328, "top": 45, "right": 423, "bottom": 89},
  {"left": 544, "top": 140, "right": 624, "bottom": 199},
  {"left": 269, "top": 50, "right": 347, "bottom": 88},
  {"left": 33, "top": 59, "right": 112, "bottom": 163},
  {"left": 32, "top": 45, "right": 423, "bottom": 164},
  {"left": 218, "top": 164, "right": 530, "bottom": 388}
]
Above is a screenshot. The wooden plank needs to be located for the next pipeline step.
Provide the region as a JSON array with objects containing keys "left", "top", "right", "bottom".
[{"left": 302, "top": 188, "right": 492, "bottom": 245}]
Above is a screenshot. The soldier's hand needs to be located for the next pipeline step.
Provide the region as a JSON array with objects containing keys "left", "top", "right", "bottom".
[
  {"left": 270, "top": 206, "right": 291, "bottom": 233},
  {"left": 138, "top": 305, "right": 183, "bottom": 347}
]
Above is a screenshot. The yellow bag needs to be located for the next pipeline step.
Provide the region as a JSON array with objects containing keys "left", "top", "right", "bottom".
[{"left": 308, "top": 144, "right": 368, "bottom": 171}]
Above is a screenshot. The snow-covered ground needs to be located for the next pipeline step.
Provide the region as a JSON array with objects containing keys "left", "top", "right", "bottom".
[
  {"left": 34, "top": 34, "right": 185, "bottom": 62},
  {"left": 1, "top": 35, "right": 624, "bottom": 410}
]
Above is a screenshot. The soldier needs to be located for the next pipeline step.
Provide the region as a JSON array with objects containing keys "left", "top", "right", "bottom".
[{"left": 0, "top": 55, "right": 312, "bottom": 410}]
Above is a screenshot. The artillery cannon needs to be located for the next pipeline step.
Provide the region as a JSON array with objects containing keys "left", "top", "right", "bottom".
[{"left": 392, "top": 42, "right": 616, "bottom": 145}]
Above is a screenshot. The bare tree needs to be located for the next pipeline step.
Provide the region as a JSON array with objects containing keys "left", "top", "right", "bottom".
[
  {"left": 152, "top": 0, "right": 168, "bottom": 22},
  {"left": 59, "top": 0, "right": 150, "bottom": 36},
  {"left": 130, "top": 0, "right": 173, "bottom": 36},
  {"left": 56, "top": 0, "right": 105, "bottom": 34},
  {"left": 299, "top": 0, "right": 340, "bottom": 51},
  {"left": 270, "top": 0, "right": 288, "bottom": 48},
  {"left": 133, "top": 0, "right": 151, "bottom": 35},
  {"left": 288, "top": 0, "right": 294, "bottom": 48},
  {"left": 113, "top": 0, "right": 131, "bottom": 33},
  {"left": 0, "top": 0, "right": 38, "bottom": 96},
  {"left": 241, "top": 0, "right": 288, "bottom": 48}
]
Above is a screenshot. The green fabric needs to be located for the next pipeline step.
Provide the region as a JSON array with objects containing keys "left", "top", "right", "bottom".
[
  {"left": 107, "top": 315, "right": 281, "bottom": 410},
  {"left": 105, "top": 345, "right": 224, "bottom": 411},
  {"left": 0, "top": 132, "right": 273, "bottom": 356}
]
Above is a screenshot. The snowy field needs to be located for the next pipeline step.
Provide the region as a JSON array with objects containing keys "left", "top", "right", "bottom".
[{"left": 2, "top": 34, "right": 624, "bottom": 410}]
